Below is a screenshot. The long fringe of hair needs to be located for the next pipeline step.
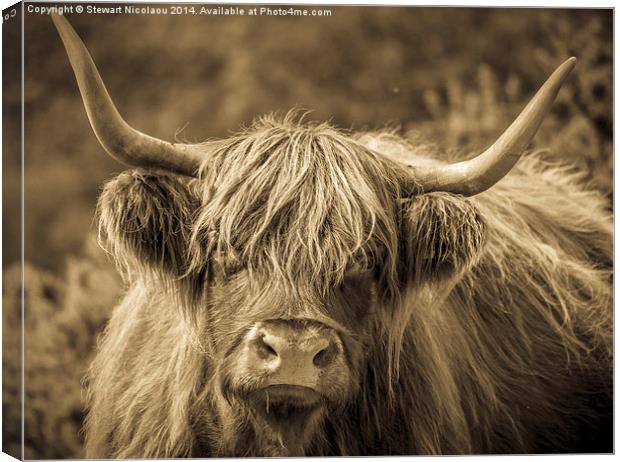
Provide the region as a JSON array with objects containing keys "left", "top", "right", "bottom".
[{"left": 188, "top": 113, "right": 414, "bottom": 292}]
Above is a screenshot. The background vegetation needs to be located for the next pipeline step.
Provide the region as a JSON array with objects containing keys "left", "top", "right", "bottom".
[{"left": 3, "top": 5, "right": 612, "bottom": 458}]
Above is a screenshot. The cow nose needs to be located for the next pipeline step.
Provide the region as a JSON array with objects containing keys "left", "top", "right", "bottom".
[
  {"left": 249, "top": 321, "right": 341, "bottom": 388},
  {"left": 255, "top": 333, "right": 333, "bottom": 367}
]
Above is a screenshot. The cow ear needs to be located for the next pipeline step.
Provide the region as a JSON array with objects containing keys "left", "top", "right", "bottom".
[
  {"left": 399, "top": 193, "right": 487, "bottom": 284},
  {"left": 97, "top": 170, "right": 200, "bottom": 280}
]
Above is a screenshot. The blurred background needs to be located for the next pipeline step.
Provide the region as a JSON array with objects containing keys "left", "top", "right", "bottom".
[{"left": 3, "top": 5, "right": 612, "bottom": 459}]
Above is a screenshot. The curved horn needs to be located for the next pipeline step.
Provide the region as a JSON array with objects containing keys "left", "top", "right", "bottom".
[
  {"left": 51, "top": 14, "right": 203, "bottom": 176},
  {"left": 411, "top": 57, "right": 576, "bottom": 196}
]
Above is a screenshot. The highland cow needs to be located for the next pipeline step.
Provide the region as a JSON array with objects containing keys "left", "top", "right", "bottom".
[{"left": 52, "top": 14, "right": 612, "bottom": 458}]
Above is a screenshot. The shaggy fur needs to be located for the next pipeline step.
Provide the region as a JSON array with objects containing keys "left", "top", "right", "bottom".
[{"left": 86, "top": 114, "right": 612, "bottom": 457}]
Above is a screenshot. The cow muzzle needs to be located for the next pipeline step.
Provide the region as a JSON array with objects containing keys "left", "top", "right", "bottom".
[
  {"left": 233, "top": 319, "right": 349, "bottom": 434},
  {"left": 222, "top": 319, "right": 354, "bottom": 442},
  {"left": 247, "top": 320, "right": 344, "bottom": 392}
]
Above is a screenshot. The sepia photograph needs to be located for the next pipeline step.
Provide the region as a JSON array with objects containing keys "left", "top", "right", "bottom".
[{"left": 2, "top": 1, "right": 613, "bottom": 459}]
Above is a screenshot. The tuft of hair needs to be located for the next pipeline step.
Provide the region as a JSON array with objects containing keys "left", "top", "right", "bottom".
[
  {"left": 188, "top": 112, "right": 412, "bottom": 301},
  {"left": 97, "top": 170, "right": 200, "bottom": 287}
]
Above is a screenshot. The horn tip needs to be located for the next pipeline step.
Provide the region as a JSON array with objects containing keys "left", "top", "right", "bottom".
[
  {"left": 564, "top": 56, "right": 577, "bottom": 70},
  {"left": 551, "top": 57, "right": 577, "bottom": 84}
]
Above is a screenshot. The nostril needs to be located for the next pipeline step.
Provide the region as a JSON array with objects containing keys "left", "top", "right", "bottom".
[
  {"left": 255, "top": 336, "right": 278, "bottom": 360},
  {"left": 313, "top": 343, "right": 337, "bottom": 368}
]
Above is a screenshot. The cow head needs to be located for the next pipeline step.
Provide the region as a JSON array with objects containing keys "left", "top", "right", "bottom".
[{"left": 52, "top": 14, "right": 575, "bottom": 456}]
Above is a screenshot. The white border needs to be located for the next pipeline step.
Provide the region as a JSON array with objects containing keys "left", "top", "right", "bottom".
[{"left": 0, "top": 1, "right": 615, "bottom": 462}]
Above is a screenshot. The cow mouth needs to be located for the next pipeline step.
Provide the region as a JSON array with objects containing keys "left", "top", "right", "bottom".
[{"left": 248, "top": 385, "right": 325, "bottom": 431}]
